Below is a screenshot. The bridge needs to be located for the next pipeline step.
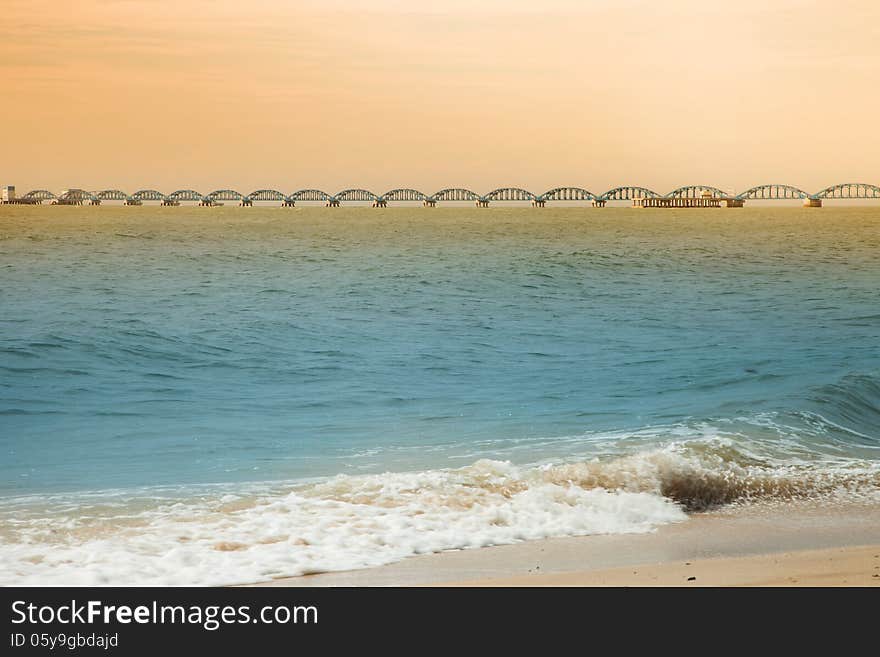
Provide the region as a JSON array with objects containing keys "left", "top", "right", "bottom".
[{"left": 5, "top": 183, "right": 880, "bottom": 208}]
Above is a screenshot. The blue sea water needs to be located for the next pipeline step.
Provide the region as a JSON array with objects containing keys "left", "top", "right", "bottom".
[{"left": 1, "top": 205, "right": 879, "bottom": 584}]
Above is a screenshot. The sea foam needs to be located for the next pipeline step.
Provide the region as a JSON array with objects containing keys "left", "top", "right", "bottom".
[{"left": 2, "top": 444, "right": 878, "bottom": 586}]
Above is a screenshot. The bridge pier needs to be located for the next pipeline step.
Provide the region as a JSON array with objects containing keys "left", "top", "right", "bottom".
[
  {"left": 803, "top": 198, "right": 822, "bottom": 208},
  {"left": 372, "top": 199, "right": 387, "bottom": 207},
  {"left": 282, "top": 199, "right": 295, "bottom": 207},
  {"left": 423, "top": 199, "right": 437, "bottom": 207},
  {"left": 326, "top": 199, "right": 340, "bottom": 207},
  {"left": 240, "top": 199, "right": 253, "bottom": 206},
  {"left": 90, "top": 199, "right": 101, "bottom": 206},
  {"left": 475, "top": 199, "right": 490, "bottom": 207},
  {"left": 592, "top": 199, "right": 606, "bottom": 207},
  {"left": 125, "top": 199, "right": 142, "bottom": 206},
  {"left": 161, "top": 199, "right": 180, "bottom": 206},
  {"left": 531, "top": 199, "right": 546, "bottom": 207}
]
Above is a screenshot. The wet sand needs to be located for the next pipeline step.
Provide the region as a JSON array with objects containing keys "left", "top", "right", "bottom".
[
  {"left": 254, "top": 502, "right": 880, "bottom": 587},
  {"left": 450, "top": 545, "right": 880, "bottom": 586}
]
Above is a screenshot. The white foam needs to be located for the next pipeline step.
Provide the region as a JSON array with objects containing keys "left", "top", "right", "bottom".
[
  {"left": 0, "top": 459, "right": 685, "bottom": 586},
  {"left": 3, "top": 445, "right": 877, "bottom": 586}
]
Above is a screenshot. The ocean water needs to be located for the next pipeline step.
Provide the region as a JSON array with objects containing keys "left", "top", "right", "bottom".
[{"left": 1, "top": 205, "right": 879, "bottom": 585}]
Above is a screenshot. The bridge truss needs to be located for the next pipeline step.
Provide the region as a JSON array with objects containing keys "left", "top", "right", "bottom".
[{"left": 15, "top": 183, "right": 880, "bottom": 208}]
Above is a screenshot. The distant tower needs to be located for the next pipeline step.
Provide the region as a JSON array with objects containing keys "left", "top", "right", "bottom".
[{"left": 2, "top": 185, "right": 14, "bottom": 202}]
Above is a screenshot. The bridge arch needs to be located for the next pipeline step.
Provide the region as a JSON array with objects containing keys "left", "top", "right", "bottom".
[
  {"left": 246, "top": 189, "right": 287, "bottom": 202},
  {"left": 205, "top": 189, "right": 243, "bottom": 202},
  {"left": 429, "top": 188, "right": 481, "bottom": 202},
  {"left": 813, "top": 183, "right": 880, "bottom": 199},
  {"left": 485, "top": 187, "right": 536, "bottom": 202},
  {"left": 290, "top": 189, "right": 332, "bottom": 202},
  {"left": 380, "top": 188, "right": 428, "bottom": 202},
  {"left": 599, "top": 186, "right": 661, "bottom": 201},
  {"left": 334, "top": 189, "right": 378, "bottom": 202},
  {"left": 665, "top": 185, "right": 728, "bottom": 199},
  {"left": 131, "top": 189, "right": 168, "bottom": 202},
  {"left": 22, "top": 189, "right": 58, "bottom": 202},
  {"left": 95, "top": 189, "right": 129, "bottom": 201},
  {"left": 167, "top": 189, "right": 204, "bottom": 202},
  {"left": 736, "top": 184, "right": 810, "bottom": 200},
  {"left": 538, "top": 187, "right": 596, "bottom": 202},
  {"left": 56, "top": 189, "right": 96, "bottom": 204}
]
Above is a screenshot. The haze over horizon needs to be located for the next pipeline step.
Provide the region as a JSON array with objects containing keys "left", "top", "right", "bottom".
[{"left": 2, "top": 0, "right": 878, "bottom": 193}]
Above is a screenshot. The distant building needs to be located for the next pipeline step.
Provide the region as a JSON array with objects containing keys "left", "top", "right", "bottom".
[{"left": 2, "top": 185, "right": 14, "bottom": 202}]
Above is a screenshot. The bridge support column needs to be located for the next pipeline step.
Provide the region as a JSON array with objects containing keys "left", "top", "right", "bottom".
[
  {"left": 475, "top": 199, "right": 490, "bottom": 207},
  {"left": 423, "top": 199, "right": 437, "bottom": 207},
  {"left": 326, "top": 199, "right": 340, "bottom": 207},
  {"left": 282, "top": 199, "right": 295, "bottom": 207},
  {"left": 372, "top": 199, "right": 387, "bottom": 207},
  {"left": 240, "top": 199, "right": 253, "bottom": 206},
  {"left": 592, "top": 200, "right": 606, "bottom": 207},
  {"left": 803, "top": 198, "right": 822, "bottom": 208},
  {"left": 532, "top": 199, "right": 546, "bottom": 207},
  {"left": 90, "top": 199, "right": 101, "bottom": 206}
]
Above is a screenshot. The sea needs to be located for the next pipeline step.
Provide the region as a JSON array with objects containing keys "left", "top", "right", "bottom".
[{"left": 1, "top": 204, "right": 879, "bottom": 585}]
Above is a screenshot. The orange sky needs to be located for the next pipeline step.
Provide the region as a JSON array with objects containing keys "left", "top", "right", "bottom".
[{"left": 1, "top": 0, "right": 878, "bottom": 195}]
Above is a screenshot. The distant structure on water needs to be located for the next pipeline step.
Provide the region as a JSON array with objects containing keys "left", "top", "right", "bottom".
[
  {"left": 632, "top": 190, "right": 745, "bottom": 208},
  {"left": 1, "top": 185, "right": 39, "bottom": 204},
  {"left": 3, "top": 183, "right": 880, "bottom": 208}
]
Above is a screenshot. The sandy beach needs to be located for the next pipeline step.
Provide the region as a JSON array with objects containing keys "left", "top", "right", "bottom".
[
  {"left": 453, "top": 546, "right": 880, "bottom": 587},
  {"left": 255, "top": 502, "right": 880, "bottom": 587}
]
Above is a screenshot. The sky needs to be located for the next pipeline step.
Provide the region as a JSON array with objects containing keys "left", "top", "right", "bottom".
[{"left": 1, "top": 0, "right": 879, "bottom": 195}]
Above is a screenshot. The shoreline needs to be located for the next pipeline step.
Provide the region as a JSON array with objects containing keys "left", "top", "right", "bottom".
[{"left": 253, "top": 501, "right": 880, "bottom": 587}]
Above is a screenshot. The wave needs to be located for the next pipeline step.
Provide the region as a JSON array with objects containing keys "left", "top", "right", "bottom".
[
  {"left": 2, "top": 371, "right": 879, "bottom": 585},
  {"left": 542, "top": 442, "right": 880, "bottom": 511},
  {"left": 1, "top": 434, "right": 878, "bottom": 586},
  {"left": 801, "top": 373, "right": 880, "bottom": 441}
]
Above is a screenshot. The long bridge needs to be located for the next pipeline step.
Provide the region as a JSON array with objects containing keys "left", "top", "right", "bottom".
[{"left": 4, "top": 183, "right": 880, "bottom": 208}]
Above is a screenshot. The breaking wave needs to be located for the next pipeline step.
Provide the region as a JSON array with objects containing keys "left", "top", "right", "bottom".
[{"left": 1, "top": 425, "right": 878, "bottom": 585}]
